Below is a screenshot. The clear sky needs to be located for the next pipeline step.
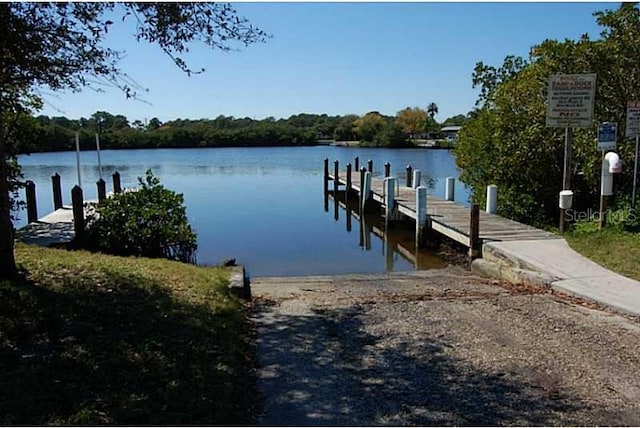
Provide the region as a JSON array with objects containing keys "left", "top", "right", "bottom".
[{"left": 37, "top": 2, "right": 614, "bottom": 123}]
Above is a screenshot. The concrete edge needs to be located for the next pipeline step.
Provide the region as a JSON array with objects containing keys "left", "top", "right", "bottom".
[
  {"left": 228, "top": 265, "right": 251, "bottom": 300},
  {"left": 471, "top": 258, "right": 557, "bottom": 289},
  {"left": 550, "top": 279, "right": 640, "bottom": 318},
  {"left": 482, "top": 243, "right": 546, "bottom": 273}
]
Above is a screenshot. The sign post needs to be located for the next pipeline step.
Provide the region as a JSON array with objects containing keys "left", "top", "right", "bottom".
[
  {"left": 546, "top": 74, "right": 596, "bottom": 231},
  {"left": 598, "top": 123, "right": 617, "bottom": 229},
  {"left": 627, "top": 101, "right": 640, "bottom": 208}
]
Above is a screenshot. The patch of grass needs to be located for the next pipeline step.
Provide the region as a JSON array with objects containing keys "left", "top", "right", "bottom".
[
  {"left": 566, "top": 221, "right": 640, "bottom": 282},
  {"left": 0, "top": 244, "right": 255, "bottom": 425}
]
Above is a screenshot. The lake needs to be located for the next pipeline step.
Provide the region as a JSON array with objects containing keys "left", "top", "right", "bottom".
[{"left": 16, "top": 146, "right": 470, "bottom": 277}]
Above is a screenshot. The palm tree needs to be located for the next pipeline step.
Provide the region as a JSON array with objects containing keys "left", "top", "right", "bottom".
[{"left": 427, "top": 102, "right": 439, "bottom": 120}]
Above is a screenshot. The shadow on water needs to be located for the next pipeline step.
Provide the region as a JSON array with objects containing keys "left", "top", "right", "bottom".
[
  {"left": 254, "top": 303, "right": 591, "bottom": 426},
  {"left": 324, "top": 188, "right": 447, "bottom": 272}
]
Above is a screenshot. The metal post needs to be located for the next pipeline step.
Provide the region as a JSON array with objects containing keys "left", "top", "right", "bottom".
[
  {"left": 25, "top": 180, "right": 37, "bottom": 223},
  {"left": 52, "top": 173, "right": 63, "bottom": 210}
]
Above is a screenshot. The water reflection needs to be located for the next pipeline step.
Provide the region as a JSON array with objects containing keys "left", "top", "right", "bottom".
[{"left": 326, "top": 189, "right": 447, "bottom": 272}]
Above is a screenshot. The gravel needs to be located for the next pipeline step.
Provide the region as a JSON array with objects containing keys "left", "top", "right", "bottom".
[{"left": 250, "top": 267, "right": 640, "bottom": 426}]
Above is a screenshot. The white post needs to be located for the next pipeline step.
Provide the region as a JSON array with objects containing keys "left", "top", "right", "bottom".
[
  {"left": 416, "top": 186, "right": 427, "bottom": 247},
  {"left": 412, "top": 169, "right": 421, "bottom": 188},
  {"left": 75, "top": 131, "right": 82, "bottom": 188},
  {"left": 445, "top": 177, "right": 455, "bottom": 201},
  {"left": 362, "top": 171, "right": 371, "bottom": 211},
  {"left": 384, "top": 177, "right": 396, "bottom": 220},
  {"left": 486, "top": 184, "right": 498, "bottom": 214},
  {"left": 95, "top": 133, "right": 103, "bottom": 180}
]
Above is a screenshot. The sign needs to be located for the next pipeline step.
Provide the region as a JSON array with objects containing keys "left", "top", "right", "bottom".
[
  {"left": 627, "top": 101, "right": 640, "bottom": 138},
  {"left": 598, "top": 122, "right": 617, "bottom": 151},
  {"left": 546, "top": 74, "right": 596, "bottom": 128}
]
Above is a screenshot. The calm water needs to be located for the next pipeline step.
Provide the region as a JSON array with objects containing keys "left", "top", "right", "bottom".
[{"left": 16, "top": 146, "right": 469, "bottom": 277}]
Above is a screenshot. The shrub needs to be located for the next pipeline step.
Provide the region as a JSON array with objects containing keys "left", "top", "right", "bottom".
[{"left": 84, "top": 170, "right": 197, "bottom": 263}]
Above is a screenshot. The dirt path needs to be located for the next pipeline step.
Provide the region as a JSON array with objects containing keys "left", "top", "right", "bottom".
[{"left": 250, "top": 267, "right": 640, "bottom": 426}]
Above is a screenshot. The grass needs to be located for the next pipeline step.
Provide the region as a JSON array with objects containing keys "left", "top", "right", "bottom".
[
  {"left": 565, "top": 220, "right": 640, "bottom": 282},
  {"left": 0, "top": 244, "right": 256, "bottom": 425}
]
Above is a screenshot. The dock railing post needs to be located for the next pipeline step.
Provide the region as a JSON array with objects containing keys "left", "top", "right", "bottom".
[
  {"left": 384, "top": 162, "right": 391, "bottom": 178},
  {"left": 97, "top": 178, "right": 106, "bottom": 203},
  {"left": 52, "top": 173, "right": 63, "bottom": 210},
  {"left": 412, "top": 169, "right": 421, "bottom": 188},
  {"left": 367, "top": 159, "right": 373, "bottom": 174},
  {"left": 71, "top": 185, "right": 85, "bottom": 240},
  {"left": 406, "top": 165, "right": 413, "bottom": 187},
  {"left": 354, "top": 156, "right": 359, "bottom": 172},
  {"left": 25, "top": 180, "right": 37, "bottom": 223},
  {"left": 445, "top": 177, "right": 455, "bottom": 201},
  {"left": 112, "top": 171, "right": 122, "bottom": 194},
  {"left": 416, "top": 186, "right": 428, "bottom": 248},
  {"left": 469, "top": 203, "right": 480, "bottom": 261}
]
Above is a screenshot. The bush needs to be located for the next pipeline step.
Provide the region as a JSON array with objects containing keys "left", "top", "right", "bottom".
[{"left": 84, "top": 170, "right": 197, "bottom": 263}]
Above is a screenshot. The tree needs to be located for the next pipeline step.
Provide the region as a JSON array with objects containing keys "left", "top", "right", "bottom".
[
  {"left": 455, "top": 3, "right": 640, "bottom": 227},
  {"left": 353, "top": 112, "right": 387, "bottom": 143},
  {"left": 395, "top": 107, "right": 427, "bottom": 137},
  {"left": 0, "top": 3, "right": 267, "bottom": 278},
  {"left": 427, "top": 102, "right": 439, "bottom": 120},
  {"left": 374, "top": 122, "right": 411, "bottom": 148}
]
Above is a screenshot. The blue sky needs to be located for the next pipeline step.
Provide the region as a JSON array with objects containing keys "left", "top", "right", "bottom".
[{"left": 37, "top": 2, "right": 613, "bottom": 123}]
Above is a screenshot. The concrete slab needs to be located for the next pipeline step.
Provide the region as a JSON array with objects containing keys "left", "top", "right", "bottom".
[{"left": 484, "top": 239, "right": 640, "bottom": 317}]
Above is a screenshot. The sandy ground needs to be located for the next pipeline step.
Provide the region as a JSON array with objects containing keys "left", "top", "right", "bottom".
[{"left": 250, "top": 266, "right": 640, "bottom": 426}]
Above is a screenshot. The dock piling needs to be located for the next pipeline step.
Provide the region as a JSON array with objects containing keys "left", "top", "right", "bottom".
[
  {"left": 354, "top": 156, "right": 359, "bottom": 171},
  {"left": 112, "top": 171, "right": 122, "bottom": 194},
  {"left": 384, "top": 162, "right": 391, "bottom": 178},
  {"left": 71, "top": 185, "right": 85, "bottom": 240},
  {"left": 445, "top": 177, "right": 455, "bottom": 201},
  {"left": 486, "top": 185, "right": 498, "bottom": 214},
  {"left": 469, "top": 203, "right": 480, "bottom": 260},
  {"left": 384, "top": 177, "right": 396, "bottom": 225},
  {"left": 362, "top": 171, "right": 372, "bottom": 213},
  {"left": 346, "top": 163, "right": 352, "bottom": 202},
  {"left": 406, "top": 165, "right": 413, "bottom": 187},
  {"left": 416, "top": 186, "right": 427, "bottom": 248},
  {"left": 367, "top": 159, "right": 373, "bottom": 174},
  {"left": 97, "top": 178, "right": 106, "bottom": 203},
  {"left": 412, "top": 169, "right": 421, "bottom": 188},
  {"left": 323, "top": 158, "right": 329, "bottom": 194},
  {"left": 52, "top": 173, "right": 63, "bottom": 210},
  {"left": 26, "top": 180, "right": 37, "bottom": 223}
]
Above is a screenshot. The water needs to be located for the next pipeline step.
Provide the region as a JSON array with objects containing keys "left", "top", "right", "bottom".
[{"left": 16, "top": 146, "right": 469, "bottom": 277}]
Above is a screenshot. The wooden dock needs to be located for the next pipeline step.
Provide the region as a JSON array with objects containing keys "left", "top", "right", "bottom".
[{"left": 325, "top": 159, "right": 559, "bottom": 258}]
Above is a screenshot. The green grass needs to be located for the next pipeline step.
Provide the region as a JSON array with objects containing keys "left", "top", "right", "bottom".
[
  {"left": 566, "top": 221, "right": 640, "bottom": 282},
  {"left": 0, "top": 244, "right": 256, "bottom": 425}
]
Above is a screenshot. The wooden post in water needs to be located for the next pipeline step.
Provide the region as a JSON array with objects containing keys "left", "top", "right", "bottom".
[
  {"left": 412, "top": 169, "right": 421, "bottom": 188},
  {"left": 469, "top": 203, "right": 480, "bottom": 261},
  {"left": 112, "top": 171, "right": 122, "bottom": 194},
  {"left": 384, "top": 162, "right": 391, "bottom": 178},
  {"left": 323, "top": 158, "right": 329, "bottom": 212},
  {"left": 384, "top": 177, "right": 396, "bottom": 227},
  {"left": 354, "top": 156, "right": 359, "bottom": 172},
  {"left": 416, "top": 186, "right": 428, "bottom": 248},
  {"left": 359, "top": 167, "right": 366, "bottom": 213},
  {"left": 97, "top": 178, "right": 106, "bottom": 203},
  {"left": 25, "top": 180, "right": 37, "bottom": 223},
  {"left": 333, "top": 160, "right": 339, "bottom": 194},
  {"left": 406, "top": 165, "right": 413, "bottom": 187},
  {"left": 71, "top": 185, "right": 85, "bottom": 240},
  {"left": 367, "top": 159, "right": 373, "bottom": 174},
  {"left": 52, "top": 173, "right": 63, "bottom": 210}
]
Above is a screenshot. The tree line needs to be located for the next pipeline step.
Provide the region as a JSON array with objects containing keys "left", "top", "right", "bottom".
[{"left": 17, "top": 108, "right": 470, "bottom": 154}]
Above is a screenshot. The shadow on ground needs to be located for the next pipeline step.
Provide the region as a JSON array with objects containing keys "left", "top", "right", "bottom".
[
  {"left": 0, "top": 270, "right": 254, "bottom": 425},
  {"left": 253, "top": 301, "right": 591, "bottom": 426}
]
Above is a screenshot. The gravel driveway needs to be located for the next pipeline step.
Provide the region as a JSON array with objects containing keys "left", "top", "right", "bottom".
[{"left": 250, "top": 267, "right": 640, "bottom": 426}]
